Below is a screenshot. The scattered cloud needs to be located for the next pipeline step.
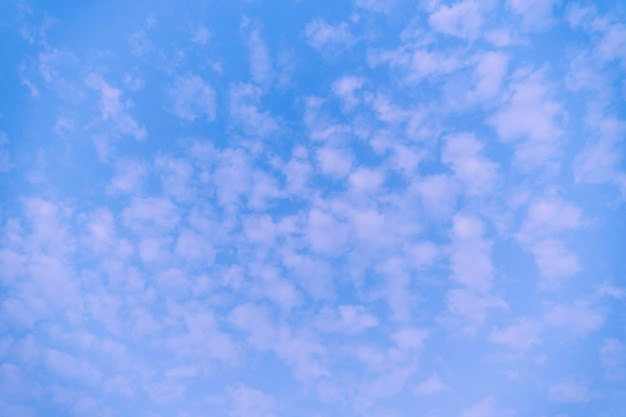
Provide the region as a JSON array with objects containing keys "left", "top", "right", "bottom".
[
  {"left": 305, "top": 19, "right": 355, "bottom": 56},
  {"left": 549, "top": 381, "right": 593, "bottom": 403},
  {"left": 167, "top": 74, "right": 217, "bottom": 121},
  {"left": 1, "top": 1, "right": 623, "bottom": 416}
]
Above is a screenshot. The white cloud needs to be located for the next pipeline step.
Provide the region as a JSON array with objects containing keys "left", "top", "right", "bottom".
[
  {"left": 0, "top": 249, "right": 25, "bottom": 285},
  {"left": 45, "top": 349, "right": 101, "bottom": 385},
  {"left": 165, "top": 366, "right": 197, "bottom": 379},
  {"left": 460, "top": 396, "right": 515, "bottom": 417},
  {"left": 490, "top": 70, "right": 563, "bottom": 169},
  {"left": 316, "top": 146, "right": 353, "bottom": 178},
  {"left": 230, "top": 83, "right": 279, "bottom": 137},
  {"left": 248, "top": 170, "right": 282, "bottom": 210},
  {"left": 376, "top": 257, "right": 413, "bottom": 322},
  {"left": 251, "top": 264, "right": 302, "bottom": 311},
  {"left": 517, "top": 197, "right": 581, "bottom": 245},
  {"left": 316, "top": 305, "right": 379, "bottom": 334},
  {"left": 306, "top": 208, "right": 348, "bottom": 255},
  {"left": 446, "top": 288, "right": 507, "bottom": 333},
  {"left": 155, "top": 155, "right": 195, "bottom": 201},
  {"left": 450, "top": 215, "right": 493, "bottom": 292},
  {"left": 354, "top": 0, "right": 394, "bottom": 13},
  {"left": 490, "top": 319, "right": 542, "bottom": 350},
  {"left": 573, "top": 114, "right": 626, "bottom": 197},
  {"left": 412, "top": 174, "right": 458, "bottom": 218},
  {"left": 305, "top": 19, "right": 354, "bottom": 56},
  {"left": 600, "top": 338, "right": 625, "bottom": 380},
  {"left": 247, "top": 29, "right": 273, "bottom": 85},
  {"left": 3, "top": 2, "right": 625, "bottom": 415},
  {"left": 122, "top": 197, "right": 180, "bottom": 234},
  {"left": 508, "top": 0, "right": 560, "bottom": 30},
  {"left": 469, "top": 51, "right": 508, "bottom": 102},
  {"left": 280, "top": 248, "right": 334, "bottom": 300},
  {"left": 166, "top": 305, "right": 237, "bottom": 363},
  {"left": 392, "top": 328, "right": 428, "bottom": 350},
  {"left": 22, "top": 197, "right": 73, "bottom": 252},
  {"left": 139, "top": 236, "right": 171, "bottom": 264},
  {"left": 333, "top": 76, "right": 366, "bottom": 112},
  {"left": 442, "top": 133, "right": 498, "bottom": 196},
  {"left": 348, "top": 167, "right": 384, "bottom": 192},
  {"left": 402, "top": 49, "right": 462, "bottom": 84},
  {"left": 193, "top": 25, "right": 211, "bottom": 45},
  {"left": 445, "top": 289, "right": 508, "bottom": 334},
  {"left": 167, "top": 74, "right": 216, "bottom": 121},
  {"left": 355, "top": 364, "right": 417, "bottom": 410},
  {"left": 351, "top": 208, "right": 386, "bottom": 245},
  {"left": 229, "top": 386, "right": 276, "bottom": 417},
  {"left": 531, "top": 239, "right": 580, "bottom": 283},
  {"left": 230, "top": 304, "right": 327, "bottom": 381},
  {"left": 107, "top": 158, "right": 148, "bottom": 195},
  {"left": 82, "top": 208, "right": 127, "bottom": 256},
  {"left": 86, "top": 74, "right": 146, "bottom": 140},
  {"left": 548, "top": 381, "right": 593, "bottom": 403},
  {"left": 544, "top": 302, "right": 604, "bottom": 335},
  {"left": 0, "top": 132, "right": 12, "bottom": 172},
  {"left": 429, "top": 1, "right": 483, "bottom": 39},
  {"left": 415, "top": 373, "right": 448, "bottom": 395},
  {"left": 406, "top": 241, "right": 439, "bottom": 270}
]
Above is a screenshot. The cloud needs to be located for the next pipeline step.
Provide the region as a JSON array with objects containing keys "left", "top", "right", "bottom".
[
  {"left": 45, "top": 349, "right": 101, "bottom": 385},
  {"left": 354, "top": 0, "right": 394, "bottom": 13},
  {"left": 489, "top": 319, "right": 542, "bottom": 350},
  {"left": 315, "top": 305, "right": 379, "bottom": 334},
  {"left": 411, "top": 174, "right": 458, "bottom": 218},
  {"left": 429, "top": 1, "right": 483, "bottom": 39},
  {"left": 229, "top": 386, "right": 276, "bottom": 417},
  {"left": 415, "top": 373, "right": 448, "bottom": 395},
  {"left": 531, "top": 239, "right": 580, "bottom": 283},
  {"left": 573, "top": 113, "right": 626, "bottom": 197},
  {"left": 246, "top": 29, "right": 273, "bottom": 85},
  {"left": 107, "top": 158, "right": 148, "bottom": 195},
  {"left": 316, "top": 145, "right": 353, "bottom": 178},
  {"left": 2, "top": 1, "right": 625, "bottom": 415},
  {"left": 508, "top": 0, "right": 560, "bottom": 30},
  {"left": 517, "top": 196, "right": 581, "bottom": 245},
  {"left": 155, "top": 155, "right": 195, "bottom": 201},
  {"left": 600, "top": 338, "right": 625, "bottom": 381},
  {"left": 333, "top": 76, "right": 366, "bottom": 112},
  {"left": 446, "top": 288, "right": 507, "bottom": 333},
  {"left": 469, "top": 51, "right": 508, "bottom": 102},
  {"left": 460, "top": 396, "right": 515, "bottom": 417},
  {"left": 348, "top": 167, "right": 384, "bottom": 193},
  {"left": 122, "top": 196, "right": 181, "bottom": 235},
  {"left": 442, "top": 133, "right": 498, "bottom": 196},
  {"left": 544, "top": 302, "right": 604, "bottom": 335},
  {"left": 371, "top": 46, "right": 463, "bottom": 85},
  {"left": 306, "top": 208, "right": 349, "bottom": 255},
  {"left": 86, "top": 74, "right": 146, "bottom": 140},
  {"left": 450, "top": 215, "right": 493, "bottom": 292},
  {"left": 305, "top": 19, "right": 354, "bottom": 56},
  {"left": 229, "top": 304, "right": 327, "bottom": 382},
  {"left": 392, "top": 328, "right": 428, "bottom": 350},
  {"left": 167, "top": 74, "right": 216, "bottom": 121},
  {"left": 192, "top": 25, "right": 211, "bottom": 45},
  {"left": 0, "top": 133, "right": 12, "bottom": 173},
  {"left": 230, "top": 83, "right": 279, "bottom": 137},
  {"left": 548, "top": 381, "right": 593, "bottom": 403},
  {"left": 489, "top": 70, "right": 563, "bottom": 169}
]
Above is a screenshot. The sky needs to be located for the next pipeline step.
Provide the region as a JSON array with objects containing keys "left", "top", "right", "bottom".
[{"left": 0, "top": 0, "right": 625, "bottom": 416}]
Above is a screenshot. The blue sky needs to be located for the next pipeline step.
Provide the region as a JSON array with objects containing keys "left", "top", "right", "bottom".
[{"left": 0, "top": 0, "right": 625, "bottom": 416}]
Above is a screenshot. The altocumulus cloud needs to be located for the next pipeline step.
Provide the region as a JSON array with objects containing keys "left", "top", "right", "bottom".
[{"left": 0, "top": 1, "right": 625, "bottom": 416}]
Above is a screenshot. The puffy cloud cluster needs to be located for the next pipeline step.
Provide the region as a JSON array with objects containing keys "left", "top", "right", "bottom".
[{"left": 1, "top": 1, "right": 624, "bottom": 416}]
